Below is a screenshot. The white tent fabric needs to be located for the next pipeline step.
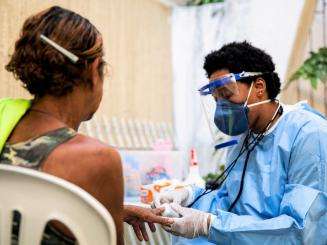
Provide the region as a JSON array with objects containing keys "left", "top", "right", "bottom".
[
  {"left": 172, "top": 3, "right": 229, "bottom": 175},
  {"left": 215, "top": 0, "right": 306, "bottom": 81}
]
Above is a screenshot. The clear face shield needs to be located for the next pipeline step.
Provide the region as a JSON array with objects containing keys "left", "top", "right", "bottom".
[
  {"left": 199, "top": 73, "right": 240, "bottom": 99},
  {"left": 198, "top": 72, "right": 265, "bottom": 146}
]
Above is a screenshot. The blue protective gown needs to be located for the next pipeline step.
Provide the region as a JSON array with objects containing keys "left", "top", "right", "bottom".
[{"left": 173, "top": 102, "right": 327, "bottom": 244}]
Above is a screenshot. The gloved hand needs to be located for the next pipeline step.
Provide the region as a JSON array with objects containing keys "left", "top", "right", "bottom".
[
  {"left": 163, "top": 203, "right": 211, "bottom": 239},
  {"left": 152, "top": 186, "right": 194, "bottom": 208}
]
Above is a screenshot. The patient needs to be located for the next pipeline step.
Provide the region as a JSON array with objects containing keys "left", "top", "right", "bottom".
[{"left": 0, "top": 6, "right": 172, "bottom": 245}]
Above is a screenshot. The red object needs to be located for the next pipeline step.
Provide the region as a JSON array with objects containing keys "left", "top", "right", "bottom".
[{"left": 190, "top": 148, "right": 198, "bottom": 166}]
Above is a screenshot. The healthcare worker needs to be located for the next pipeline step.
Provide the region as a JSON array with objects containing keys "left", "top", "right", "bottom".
[{"left": 154, "top": 41, "right": 327, "bottom": 244}]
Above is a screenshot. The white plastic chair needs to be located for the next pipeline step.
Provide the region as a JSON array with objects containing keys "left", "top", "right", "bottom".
[{"left": 0, "top": 164, "right": 116, "bottom": 245}]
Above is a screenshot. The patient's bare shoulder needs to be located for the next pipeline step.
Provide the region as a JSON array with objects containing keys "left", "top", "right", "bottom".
[{"left": 43, "top": 133, "right": 122, "bottom": 183}]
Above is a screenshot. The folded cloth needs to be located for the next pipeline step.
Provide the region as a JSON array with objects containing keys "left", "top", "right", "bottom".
[{"left": 0, "top": 98, "right": 31, "bottom": 152}]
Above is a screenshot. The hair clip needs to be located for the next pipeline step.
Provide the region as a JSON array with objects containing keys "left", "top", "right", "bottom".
[
  {"left": 40, "top": 34, "right": 79, "bottom": 63},
  {"left": 239, "top": 71, "right": 263, "bottom": 77}
]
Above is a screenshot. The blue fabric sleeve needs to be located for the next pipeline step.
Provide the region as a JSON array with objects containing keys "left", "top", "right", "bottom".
[
  {"left": 208, "top": 186, "right": 326, "bottom": 244},
  {"left": 208, "top": 123, "right": 327, "bottom": 244}
]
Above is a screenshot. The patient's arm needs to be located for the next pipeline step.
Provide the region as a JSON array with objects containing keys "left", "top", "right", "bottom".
[
  {"left": 123, "top": 205, "right": 173, "bottom": 241},
  {"left": 90, "top": 147, "right": 125, "bottom": 245}
]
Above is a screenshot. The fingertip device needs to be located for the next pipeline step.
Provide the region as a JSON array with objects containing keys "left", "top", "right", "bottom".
[{"left": 161, "top": 203, "right": 180, "bottom": 218}]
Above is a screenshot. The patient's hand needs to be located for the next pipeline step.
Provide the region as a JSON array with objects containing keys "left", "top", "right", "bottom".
[{"left": 123, "top": 205, "right": 173, "bottom": 241}]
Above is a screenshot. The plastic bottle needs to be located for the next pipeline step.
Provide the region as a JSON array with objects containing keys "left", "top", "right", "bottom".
[{"left": 184, "top": 148, "right": 205, "bottom": 188}]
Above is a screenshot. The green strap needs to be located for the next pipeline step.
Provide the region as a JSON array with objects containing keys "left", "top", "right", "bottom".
[{"left": 0, "top": 98, "right": 31, "bottom": 152}]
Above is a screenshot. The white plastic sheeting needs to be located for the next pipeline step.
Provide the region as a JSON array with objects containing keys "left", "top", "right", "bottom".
[
  {"left": 172, "top": 3, "right": 228, "bottom": 175},
  {"left": 216, "top": 0, "right": 306, "bottom": 81}
]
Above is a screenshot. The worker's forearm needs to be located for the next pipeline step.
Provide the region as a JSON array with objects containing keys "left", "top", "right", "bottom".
[{"left": 208, "top": 186, "right": 324, "bottom": 244}]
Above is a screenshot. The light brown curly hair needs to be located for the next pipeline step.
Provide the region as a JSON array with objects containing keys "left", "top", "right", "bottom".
[{"left": 6, "top": 6, "right": 104, "bottom": 97}]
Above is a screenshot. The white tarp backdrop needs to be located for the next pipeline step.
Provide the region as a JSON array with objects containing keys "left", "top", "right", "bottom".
[{"left": 172, "top": 0, "right": 307, "bottom": 175}]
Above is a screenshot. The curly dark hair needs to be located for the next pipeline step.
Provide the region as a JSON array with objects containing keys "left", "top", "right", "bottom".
[
  {"left": 5, "top": 6, "right": 104, "bottom": 97},
  {"left": 203, "top": 41, "right": 281, "bottom": 99}
]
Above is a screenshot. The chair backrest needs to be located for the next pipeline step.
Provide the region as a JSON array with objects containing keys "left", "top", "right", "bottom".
[{"left": 0, "top": 165, "right": 116, "bottom": 245}]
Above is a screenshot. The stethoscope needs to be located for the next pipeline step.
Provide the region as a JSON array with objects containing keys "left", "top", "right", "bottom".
[{"left": 188, "top": 102, "right": 283, "bottom": 210}]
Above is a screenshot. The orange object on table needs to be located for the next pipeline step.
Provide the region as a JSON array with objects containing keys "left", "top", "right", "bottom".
[{"left": 140, "top": 186, "right": 153, "bottom": 204}]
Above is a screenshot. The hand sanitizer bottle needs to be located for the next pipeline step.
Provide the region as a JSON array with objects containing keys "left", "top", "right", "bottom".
[{"left": 184, "top": 148, "right": 205, "bottom": 188}]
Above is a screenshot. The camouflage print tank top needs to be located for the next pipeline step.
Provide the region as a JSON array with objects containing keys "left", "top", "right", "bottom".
[
  {"left": 0, "top": 127, "right": 76, "bottom": 169},
  {"left": 0, "top": 127, "right": 77, "bottom": 245}
]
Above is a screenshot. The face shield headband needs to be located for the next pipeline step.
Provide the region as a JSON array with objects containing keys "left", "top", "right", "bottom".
[{"left": 198, "top": 71, "right": 264, "bottom": 97}]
